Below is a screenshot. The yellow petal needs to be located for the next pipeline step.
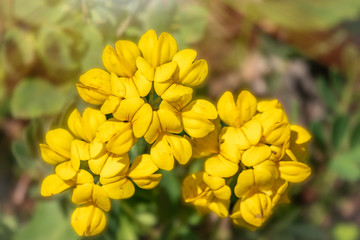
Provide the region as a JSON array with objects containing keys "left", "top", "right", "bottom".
[
  {"left": 257, "top": 99, "right": 282, "bottom": 112},
  {"left": 150, "top": 134, "right": 174, "bottom": 171},
  {"left": 55, "top": 161, "right": 77, "bottom": 180},
  {"left": 40, "top": 143, "right": 67, "bottom": 165},
  {"left": 92, "top": 184, "right": 111, "bottom": 212},
  {"left": 136, "top": 57, "right": 155, "bottom": 82},
  {"left": 240, "top": 192, "right": 272, "bottom": 227},
  {"left": 100, "top": 154, "right": 130, "bottom": 178},
  {"left": 183, "top": 99, "right": 217, "bottom": 120},
  {"left": 115, "top": 40, "right": 140, "bottom": 77},
  {"left": 182, "top": 172, "right": 207, "bottom": 202},
  {"left": 160, "top": 83, "right": 193, "bottom": 102},
  {"left": 205, "top": 154, "right": 239, "bottom": 178},
  {"left": 128, "top": 154, "right": 158, "bottom": 178},
  {"left": 290, "top": 125, "right": 311, "bottom": 144},
  {"left": 71, "top": 204, "right": 106, "bottom": 237},
  {"left": 68, "top": 109, "right": 89, "bottom": 141},
  {"left": 260, "top": 108, "right": 290, "bottom": 145},
  {"left": 154, "top": 61, "right": 177, "bottom": 83},
  {"left": 105, "top": 124, "right": 134, "bottom": 155},
  {"left": 182, "top": 111, "right": 215, "bottom": 138},
  {"left": 100, "top": 95, "right": 121, "bottom": 115},
  {"left": 158, "top": 109, "right": 183, "bottom": 133},
  {"left": 179, "top": 59, "right": 208, "bottom": 87},
  {"left": 234, "top": 169, "right": 255, "bottom": 198},
  {"left": 219, "top": 142, "right": 241, "bottom": 163},
  {"left": 78, "top": 68, "right": 111, "bottom": 105},
  {"left": 132, "top": 103, "right": 152, "bottom": 138},
  {"left": 156, "top": 32, "right": 177, "bottom": 66},
  {"left": 131, "top": 174, "right": 162, "bottom": 190},
  {"left": 253, "top": 160, "right": 277, "bottom": 189},
  {"left": 46, "top": 129, "right": 73, "bottom": 158},
  {"left": 82, "top": 108, "right": 107, "bottom": 141},
  {"left": 278, "top": 161, "right": 311, "bottom": 183},
  {"left": 72, "top": 183, "right": 93, "bottom": 205},
  {"left": 213, "top": 186, "right": 231, "bottom": 200},
  {"left": 71, "top": 140, "right": 90, "bottom": 163},
  {"left": 235, "top": 91, "right": 257, "bottom": 126},
  {"left": 113, "top": 98, "right": 144, "bottom": 122},
  {"left": 76, "top": 84, "right": 109, "bottom": 106},
  {"left": 189, "top": 122, "right": 220, "bottom": 158},
  {"left": 41, "top": 174, "right": 74, "bottom": 196},
  {"left": 208, "top": 199, "right": 229, "bottom": 218},
  {"left": 202, "top": 173, "right": 225, "bottom": 190},
  {"left": 88, "top": 152, "right": 109, "bottom": 175},
  {"left": 89, "top": 138, "right": 106, "bottom": 158},
  {"left": 110, "top": 72, "right": 126, "bottom": 97},
  {"left": 172, "top": 49, "right": 197, "bottom": 79},
  {"left": 138, "top": 30, "right": 158, "bottom": 67},
  {"left": 217, "top": 91, "right": 237, "bottom": 126},
  {"left": 241, "top": 119, "right": 262, "bottom": 146},
  {"left": 220, "top": 126, "right": 256, "bottom": 150},
  {"left": 242, "top": 143, "right": 271, "bottom": 167},
  {"left": 102, "top": 178, "right": 135, "bottom": 200},
  {"left": 144, "top": 111, "right": 161, "bottom": 144},
  {"left": 166, "top": 134, "right": 192, "bottom": 165},
  {"left": 74, "top": 169, "right": 94, "bottom": 184},
  {"left": 132, "top": 71, "right": 153, "bottom": 97}
]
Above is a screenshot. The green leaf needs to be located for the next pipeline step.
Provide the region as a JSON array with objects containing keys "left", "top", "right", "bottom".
[
  {"left": 333, "top": 223, "right": 359, "bottom": 240},
  {"left": 331, "top": 115, "right": 349, "bottom": 150},
  {"left": 14, "top": 201, "right": 78, "bottom": 240},
  {"left": 117, "top": 215, "right": 137, "bottom": 240},
  {"left": 329, "top": 147, "right": 360, "bottom": 181},
  {"left": 10, "top": 78, "right": 67, "bottom": 118}
]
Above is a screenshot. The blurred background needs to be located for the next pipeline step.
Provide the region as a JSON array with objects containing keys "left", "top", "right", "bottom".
[{"left": 1, "top": 0, "right": 360, "bottom": 239}]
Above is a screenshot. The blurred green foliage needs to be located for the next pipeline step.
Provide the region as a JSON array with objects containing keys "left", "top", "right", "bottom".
[{"left": 1, "top": 0, "right": 360, "bottom": 239}]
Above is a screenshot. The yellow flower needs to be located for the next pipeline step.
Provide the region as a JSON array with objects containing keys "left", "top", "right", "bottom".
[
  {"left": 160, "top": 95, "right": 217, "bottom": 138},
  {"left": 40, "top": 108, "right": 106, "bottom": 180},
  {"left": 41, "top": 169, "right": 93, "bottom": 197},
  {"left": 182, "top": 172, "right": 230, "bottom": 218},
  {"left": 189, "top": 120, "right": 241, "bottom": 178},
  {"left": 100, "top": 154, "right": 161, "bottom": 199},
  {"left": 217, "top": 91, "right": 262, "bottom": 150},
  {"left": 96, "top": 98, "right": 152, "bottom": 155},
  {"left": 71, "top": 203, "right": 107, "bottom": 237},
  {"left": 153, "top": 49, "right": 208, "bottom": 102},
  {"left": 283, "top": 125, "right": 311, "bottom": 162},
  {"left": 144, "top": 109, "right": 192, "bottom": 170}
]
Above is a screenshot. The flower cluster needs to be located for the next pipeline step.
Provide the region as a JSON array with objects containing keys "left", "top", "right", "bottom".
[
  {"left": 40, "top": 30, "right": 216, "bottom": 236},
  {"left": 182, "top": 91, "right": 312, "bottom": 229}
]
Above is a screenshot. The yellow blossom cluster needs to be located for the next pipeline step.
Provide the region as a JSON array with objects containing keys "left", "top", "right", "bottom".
[
  {"left": 182, "top": 91, "right": 312, "bottom": 229},
  {"left": 40, "top": 30, "right": 216, "bottom": 236}
]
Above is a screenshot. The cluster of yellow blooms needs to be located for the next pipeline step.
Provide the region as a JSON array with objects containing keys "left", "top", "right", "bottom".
[
  {"left": 39, "top": 30, "right": 311, "bottom": 236},
  {"left": 182, "top": 91, "right": 312, "bottom": 229}
]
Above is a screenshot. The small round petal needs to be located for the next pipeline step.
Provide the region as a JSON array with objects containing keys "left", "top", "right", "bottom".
[
  {"left": 102, "top": 178, "right": 135, "bottom": 200},
  {"left": 76, "top": 84, "right": 109, "bottom": 106},
  {"left": 71, "top": 140, "right": 90, "bottom": 163},
  {"left": 55, "top": 161, "right": 77, "bottom": 180},
  {"left": 160, "top": 83, "right": 193, "bottom": 103},
  {"left": 234, "top": 170, "right": 255, "bottom": 198},
  {"left": 154, "top": 61, "right": 177, "bottom": 83},
  {"left": 128, "top": 154, "right": 158, "bottom": 178},
  {"left": 138, "top": 30, "right": 158, "bottom": 66},
  {"left": 208, "top": 199, "right": 229, "bottom": 218},
  {"left": 46, "top": 129, "right": 73, "bottom": 158},
  {"left": 144, "top": 111, "right": 161, "bottom": 144},
  {"left": 179, "top": 59, "right": 208, "bottom": 87},
  {"left": 68, "top": 109, "right": 89, "bottom": 141},
  {"left": 79, "top": 69, "right": 111, "bottom": 94},
  {"left": 82, "top": 108, "right": 107, "bottom": 141},
  {"left": 40, "top": 144, "right": 68, "bottom": 165},
  {"left": 240, "top": 192, "right": 272, "bottom": 227},
  {"left": 41, "top": 174, "right": 74, "bottom": 197},
  {"left": 150, "top": 134, "right": 174, "bottom": 171},
  {"left": 100, "top": 154, "right": 130, "bottom": 178},
  {"left": 100, "top": 95, "right": 121, "bottom": 115},
  {"left": 242, "top": 144, "right": 271, "bottom": 167},
  {"left": 136, "top": 57, "right": 155, "bottom": 82},
  {"left": 158, "top": 109, "right": 183, "bottom": 133},
  {"left": 172, "top": 49, "right": 197, "bottom": 79},
  {"left": 156, "top": 32, "right": 178, "bottom": 66},
  {"left": 71, "top": 204, "right": 106, "bottom": 237},
  {"left": 278, "top": 161, "right": 311, "bottom": 183},
  {"left": 202, "top": 172, "right": 226, "bottom": 190},
  {"left": 88, "top": 152, "right": 109, "bottom": 175},
  {"left": 290, "top": 125, "right": 311, "bottom": 144},
  {"left": 74, "top": 169, "right": 94, "bottom": 185},
  {"left": 113, "top": 98, "right": 144, "bottom": 122},
  {"left": 166, "top": 134, "right": 192, "bottom": 165},
  {"left": 72, "top": 183, "right": 93, "bottom": 205},
  {"left": 205, "top": 154, "right": 239, "bottom": 178},
  {"left": 235, "top": 90, "right": 257, "bottom": 126},
  {"left": 131, "top": 174, "right": 162, "bottom": 190},
  {"left": 217, "top": 91, "right": 237, "bottom": 126},
  {"left": 92, "top": 185, "right": 111, "bottom": 212},
  {"left": 182, "top": 111, "right": 215, "bottom": 138},
  {"left": 115, "top": 40, "right": 140, "bottom": 76},
  {"left": 183, "top": 99, "right": 217, "bottom": 120},
  {"left": 132, "top": 103, "right": 152, "bottom": 138},
  {"left": 132, "top": 71, "right": 153, "bottom": 97}
]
